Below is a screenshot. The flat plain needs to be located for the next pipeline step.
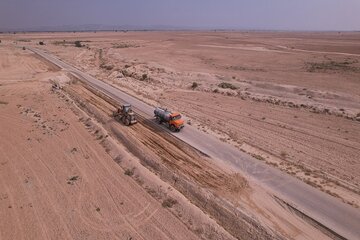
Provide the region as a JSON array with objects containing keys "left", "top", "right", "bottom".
[{"left": 0, "top": 31, "right": 359, "bottom": 239}]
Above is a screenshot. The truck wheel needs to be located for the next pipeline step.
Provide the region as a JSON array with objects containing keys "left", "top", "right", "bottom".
[
  {"left": 124, "top": 118, "right": 130, "bottom": 126},
  {"left": 156, "top": 117, "right": 162, "bottom": 124},
  {"left": 170, "top": 125, "right": 176, "bottom": 132}
]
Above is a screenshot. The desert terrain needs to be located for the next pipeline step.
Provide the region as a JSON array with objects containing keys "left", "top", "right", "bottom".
[
  {"left": 1, "top": 31, "right": 360, "bottom": 239},
  {"left": 0, "top": 46, "right": 219, "bottom": 240}
]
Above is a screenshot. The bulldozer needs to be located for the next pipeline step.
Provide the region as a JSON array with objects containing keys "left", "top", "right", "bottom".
[{"left": 113, "top": 104, "right": 137, "bottom": 126}]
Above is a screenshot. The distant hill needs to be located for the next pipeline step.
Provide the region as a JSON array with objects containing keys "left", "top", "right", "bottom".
[{"left": 0, "top": 24, "right": 210, "bottom": 32}]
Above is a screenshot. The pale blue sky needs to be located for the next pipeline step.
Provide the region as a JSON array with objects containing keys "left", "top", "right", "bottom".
[{"left": 1, "top": 0, "right": 359, "bottom": 31}]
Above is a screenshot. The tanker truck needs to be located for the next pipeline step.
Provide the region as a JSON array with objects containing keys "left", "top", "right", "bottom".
[{"left": 154, "top": 107, "right": 184, "bottom": 132}]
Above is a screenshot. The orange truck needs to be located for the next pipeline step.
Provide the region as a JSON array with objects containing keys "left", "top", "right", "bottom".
[{"left": 154, "top": 107, "right": 184, "bottom": 132}]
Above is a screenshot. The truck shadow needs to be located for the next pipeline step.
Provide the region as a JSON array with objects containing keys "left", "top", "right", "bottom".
[{"left": 138, "top": 116, "right": 175, "bottom": 135}]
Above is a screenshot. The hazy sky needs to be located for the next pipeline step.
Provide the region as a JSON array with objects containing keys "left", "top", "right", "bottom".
[{"left": 1, "top": 0, "right": 360, "bottom": 31}]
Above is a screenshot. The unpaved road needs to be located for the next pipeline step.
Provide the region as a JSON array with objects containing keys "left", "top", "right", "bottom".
[{"left": 29, "top": 46, "right": 360, "bottom": 240}]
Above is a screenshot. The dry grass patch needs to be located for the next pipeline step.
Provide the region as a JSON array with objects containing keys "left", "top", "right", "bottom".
[
  {"left": 218, "top": 82, "right": 238, "bottom": 90},
  {"left": 162, "top": 198, "right": 178, "bottom": 208}
]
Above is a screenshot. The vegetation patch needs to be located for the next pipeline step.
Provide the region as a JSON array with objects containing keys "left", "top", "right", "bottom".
[
  {"left": 100, "top": 63, "right": 114, "bottom": 71},
  {"left": 218, "top": 82, "right": 238, "bottom": 90},
  {"left": 74, "top": 41, "right": 83, "bottom": 47},
  {"left": 17, "top": 39, "right": 31, "bottom": 42},
  {"left": 191, "top": 82, "right": 199, "bottom": 89},
  {"left": 141, "top": 73, "right": 148, "bottom": 81},
  {"left": 252, "top": 154, "right": 265, "bottom": 161},
  {"left": 280, "top": 151, "right": 287, "bottom": 159},
  {"left": 112, "top": 42, "right": 139, "bottom": 49},
  {"left": 162, "top": 197, "right": 178, "bottom": 208},
  {"left": 229, "top": 65, "right": 265, "bottom": 72},
  {"left": 124, "top": 168, "right": 134, "bottom": 176},
  {"left": 69, "top": 176, "right": 79, "bottom": 181},
  {"left": 53, "top": 40, "right": 90, "bottom": 46},
  {"left": 67, "top": 175, "right": 80, "bottom": 185},
  {"left": 305, "top": 60, "right": 359, "bottom": 73}
]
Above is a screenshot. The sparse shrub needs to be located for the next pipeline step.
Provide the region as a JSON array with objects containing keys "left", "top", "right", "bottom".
[
  {"left": 191, "top": 82, "right": 199, "bottom": 89},
  {"left": 114, "top": 155, "right": 122, "bottom": 163},
  {"left": 305, "top": 60, "right": 360, "bottom": 73},
  {"left": 96, "top": 207, "right": 100, "bottom": 212},
  {"left": 22, "top": 47, "right": 26, "bottom": 50},
  {"left": 162, "top": 198, "right": 178, "bottom": 208},
  {"left": 74, "top": 41, "right": 82, "bottom": 47},
  {"left": 100, "top": 63, "right": 113, "bottom": 71},
  {"left": 124, "top": 168, "right": 134, "bottom": 176},
  {"left": 213, "top": 88, "right": 219, "bottom": 93},
  {"left": 39, "top": 41, "right": 44, "bottom": 45},
  {"left": 69, "top": 176, "right": 79, "bottom": 181},
  {"left": 113, "top": 42, "right": 139, "bottom": 48},
  {"left": 0, "top": 100, "right": 8, "bottom": 105},
  {"left": 121, "top": 69, "right": 131, "bottom": 77},
  {"left": 268, "top": 162, "right": 279, "bottom": 167},
  {"left": 141, "top": 73, "right": 148, "bottom": 81},
  {"left": 280, "top": 151, "right": 287, "bottom": 159},
  {"left": 253, "top": 154, "right": 265, "bottom": 161},
  {"left": 218, "top": 82, "right": 238, "bottom": 90}
]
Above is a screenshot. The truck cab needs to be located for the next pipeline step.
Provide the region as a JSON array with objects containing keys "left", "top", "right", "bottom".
[{"left": 169, "top": 113, "right": 184, "bottom": 131}]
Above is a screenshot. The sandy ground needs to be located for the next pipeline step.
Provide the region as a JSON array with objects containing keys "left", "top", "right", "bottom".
[
  {"left": 5, "top": 31, "right": 358, "bottom": 207},
  {"left": 0, "top": 46, "right": 223, "bottom": 240},
  {"left": 0, "top": 31, "right": 359, "bottom": 239}
]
